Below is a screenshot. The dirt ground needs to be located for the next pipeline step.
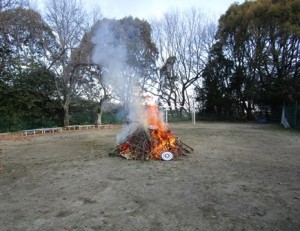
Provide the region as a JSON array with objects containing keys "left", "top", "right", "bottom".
[{"left": 0, "top": 122, "right": 299, "bottom": 231}]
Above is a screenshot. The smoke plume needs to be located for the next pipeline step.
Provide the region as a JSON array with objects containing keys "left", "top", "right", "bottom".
[{"left": 91, "top": 19, "right": 146, "bottom": 144}]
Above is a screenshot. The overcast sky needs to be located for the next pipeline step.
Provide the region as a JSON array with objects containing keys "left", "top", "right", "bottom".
[
  {"left": 96, "top": 0, "right": 245, "bottom": 19},
  {"left": 35, "top": 0, "right": 245, "bottom": 20}
]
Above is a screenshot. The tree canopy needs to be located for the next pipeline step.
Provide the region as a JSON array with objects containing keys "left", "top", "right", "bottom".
[
  {"left": 199, "top": 0, "right": 300, "bottom": 120},
  {"left": 91, "top": 17, "right": 158, "bottom": 112},
  {"left": 0, "top": 5, "right": 60, "bottom": 132}
]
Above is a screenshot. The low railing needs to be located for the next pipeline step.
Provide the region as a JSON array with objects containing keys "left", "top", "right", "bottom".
[
  {"left": 21, "top": 127, "right": 63, "bottom": 136},
  {"left": 64, "top": 124, "right": 115, "bottom": 130},
  {"left": 21, "top": 124, "right": 119, "bottom": 136}
]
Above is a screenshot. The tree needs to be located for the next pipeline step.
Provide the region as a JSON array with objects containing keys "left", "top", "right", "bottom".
[
  {"left": 91, "top": 17, "right": 158, "bottom": 119},
  {"left": 202, "top": 0, "right": 300, "bottom": 120},
  {"left": 0, "top": 6, "right": 56, "bottom": 79},
  {"left": 200, "top": 42, "right": 234, "bottom": 118},
  {"left": 44, "top": 0, "right": 92, "bottom": 126},
  {"left": 0, "top": 5, "right": 60, "bottom": 131},
  {"left": 150, "top": 8, "right": 217, "bottom": 117},
  {"left": 158, "top": 56, "right": 178, "bottom": 115},
  {"left": 251, "top": 0, "right": 300, "bottom": 107},
  {"left": 70, "top": 31, "right": 109, "bottom": 125}
]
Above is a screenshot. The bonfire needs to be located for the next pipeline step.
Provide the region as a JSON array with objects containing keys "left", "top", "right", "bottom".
[{"left": 114, "top": 101, "right": 193, "bottom": 160}]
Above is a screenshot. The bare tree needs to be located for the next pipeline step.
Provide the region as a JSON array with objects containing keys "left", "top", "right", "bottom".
[
  {"left": 71, "top": 31, "right": 110, "bottom": 126},
  {"left": 44, "top": 0, "right": 96, "bottom": 126},
  {"left": 150, "top": 8, "right": 217, "bottom": 117}
]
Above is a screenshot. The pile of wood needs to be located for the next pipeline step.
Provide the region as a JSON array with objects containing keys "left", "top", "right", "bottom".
[{"left": 113, "top": 126, "right": 193, "bottom": 160}]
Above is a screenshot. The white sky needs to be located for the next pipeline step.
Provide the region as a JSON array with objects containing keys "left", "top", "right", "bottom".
[
  {"left": 35, "top": 0, "right": 245, "bottom": 20},
  {"left": 96, "top": 0, "right": 245, "bottom": 20}
]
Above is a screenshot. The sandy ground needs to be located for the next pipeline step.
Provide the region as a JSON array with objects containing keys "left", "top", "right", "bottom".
[{"left": 0, "top": 122, "right": 300, "bottom": 231}]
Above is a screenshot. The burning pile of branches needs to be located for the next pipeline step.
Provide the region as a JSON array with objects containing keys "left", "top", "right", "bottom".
[
  {"left": 113, "top": 103, "right": 193, "bottom": 160},
  {"left": 117, "top": 126, "right": 193, "bottom": 160}
]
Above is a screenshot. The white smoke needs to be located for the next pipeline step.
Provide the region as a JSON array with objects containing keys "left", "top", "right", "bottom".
[
  {"left": 91, "top": 21, "right": 127, "bottom": 100},
  {"left": 91, "top": 20, "right": 146, "bottom": 144}
]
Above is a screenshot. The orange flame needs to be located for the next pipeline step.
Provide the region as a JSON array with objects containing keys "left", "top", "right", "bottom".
[
  {"left": 119, "top": 143, "right": 131, "bottom": 154},
  {"left": 145, "top": 104, "right": 178, "bottom": 160}
]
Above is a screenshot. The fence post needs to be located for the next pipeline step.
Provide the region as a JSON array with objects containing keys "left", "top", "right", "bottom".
[
  {"left": 295, "top": 100, "right": 298, "bottom": 127},
  {"left": 192, "top": 99, "right": 196, "bottom": 125},
  {"left": 165, "top": 108, "right": 168, "bottom": 124}
]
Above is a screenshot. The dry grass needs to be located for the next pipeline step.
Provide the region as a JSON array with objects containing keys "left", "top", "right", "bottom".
[{"left": 0, "top": 122, "right": 299, "bottom": 231}]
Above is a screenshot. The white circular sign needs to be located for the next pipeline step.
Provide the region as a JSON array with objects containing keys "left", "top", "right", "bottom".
[{"left": 161, "top": 152, "right": 173, "bottom": 161}]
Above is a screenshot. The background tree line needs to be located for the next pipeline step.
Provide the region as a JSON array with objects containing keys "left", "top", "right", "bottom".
[
  {"left": 0, "top": 0, "right": 299, "bottom": 132},
  {"left": 198, "top": 0, "right": 300, "bottom": 126}
]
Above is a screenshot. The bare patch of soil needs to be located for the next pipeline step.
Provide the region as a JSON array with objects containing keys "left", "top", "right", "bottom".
[{"left": 0, "top": 123, "right": 299, "bottom": 231}]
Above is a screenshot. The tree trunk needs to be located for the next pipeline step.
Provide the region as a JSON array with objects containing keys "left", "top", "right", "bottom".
[
  {"left": 95, "top": 108, "right": 102, "bottom": 126},
  {"left": 167, "top": 101, "right": 173, "bottom": 117},
  {"left": 246, "top": 108, "right": 253, "bottom": 120},
  {"left": 246, "top": 101, "right": 253, "bottom": 120},
  {"left": 63, "top": 105, "right": 70, "bottom": 127}
]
